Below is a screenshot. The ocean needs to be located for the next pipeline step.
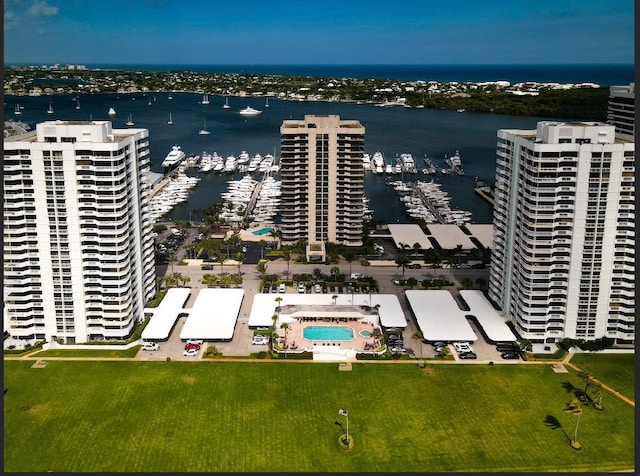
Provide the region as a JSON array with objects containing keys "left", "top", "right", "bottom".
[
  {"left": 5, "top": 63, "right": 633, "bottom": 226},
  {"left": 83, "top": 63, "right": 634, "bottom": 87}
]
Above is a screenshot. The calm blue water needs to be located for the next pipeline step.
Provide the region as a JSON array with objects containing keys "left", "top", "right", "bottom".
[
  {"left": 5, "top": 64, "right": 632, "bottom": 225},
  {"left": 303, "top": 326, "right": 355, "bottom": 341},
  {"left": 83, "top": 63, "right": 634, "bottom": 87}
]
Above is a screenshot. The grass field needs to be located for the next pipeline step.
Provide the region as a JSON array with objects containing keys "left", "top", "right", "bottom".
[
  {"left": 569, "top": 352, "right": 635, "bottom": 401},
  {"left": 4, "top": 358, "right": 634, "bottom": 472}
]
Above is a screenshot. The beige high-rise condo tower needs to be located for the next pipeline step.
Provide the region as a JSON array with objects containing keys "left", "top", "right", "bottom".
[{"left": 279, "top": 115, "right": 365, "bottom": 261}]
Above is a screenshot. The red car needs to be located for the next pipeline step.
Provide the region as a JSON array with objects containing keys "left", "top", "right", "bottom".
[{"left": 184, "top": 343, "right": 201, "bottom": 351}]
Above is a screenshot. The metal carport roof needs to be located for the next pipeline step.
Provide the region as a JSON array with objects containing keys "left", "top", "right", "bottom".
[
  {"left": 141, "top": 287, "right": 191, "bottom": 341},
  {"left": 405, "top": 290, "right": 477, "bottom": 342}
]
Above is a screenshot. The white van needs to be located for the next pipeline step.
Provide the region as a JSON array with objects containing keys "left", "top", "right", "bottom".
[
  {"left": 141, "top": 342, "right": 159, "bottom": 351},
  {"left": 252, "top": 335, "right": 269, "bottom": 345}
]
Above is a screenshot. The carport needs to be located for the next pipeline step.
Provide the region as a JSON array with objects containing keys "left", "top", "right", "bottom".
[
  {"left": 405, "top": 290, "right": 477, "bottom": 342},
  {"left": 459, "top": 290, "right": 518, "bottom": 343},
  {"left": 180, "top": 288, "right": 244, "bottom": 341},
  {"left": 142, "top": 287, "right": 191, "bottom": 341}
]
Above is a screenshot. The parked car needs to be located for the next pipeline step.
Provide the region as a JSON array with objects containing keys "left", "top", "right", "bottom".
[
  {"left": 279, "top": 283, "right": 286, "bottom": 293},
  {"left": 141, "top": 342, "right": 159, "bottom": 351},
  {"left": 390, "top": 346, "right": 408, "bottom": 354},
  {"left": 501, "top": 352, "right": 520, "bottom": 360},
  {"left": 454, "top": 342, "right": 473, "bottom": 353},
  {"left": 184, "top": 343, "right": 201, "bottom": 351},
  {"left": 271, "top": 283, "right": 277, "bottom": 293},
  {"left": 183, "top": 348, "right": 199, "bottom": 357},
  {"left": 298, "top": 283, "right": 305, "bottom": 293},
  {"left": 407, "top": 263, "right": 422, "bottom": 269},
  {"left": 252, "top": 336, "right": 269, "bottom": 345},
  {"left": 201, "top": 264, "right": 213, "bottom": 270},
  {"left": 496, "top": 344, "right": 517, "bottom": 353},
  {"left": 458, "top": 352, "right": 477, "bottom": 360},
  {"left": 187, "top": 339, "right": 203, "bottom": 345},
  {"left": 314, "top": 284, "right": 322, "bottom": 293},
  {"left": 431, "top": 341, "right": 447, "bottom": 351}
]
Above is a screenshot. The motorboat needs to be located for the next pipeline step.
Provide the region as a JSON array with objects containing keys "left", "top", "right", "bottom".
[
  {"left": 107, "top": 106, "right": 115, "bottom": 116},
  {"left": 239, "top": 106, "right": 262, "bottom": 116},
  {"left": 224, "top": 155, "right": 238, "bottom": 173},
  {"left": 162, "top": 145, "right": 186, "bottom": 170}
]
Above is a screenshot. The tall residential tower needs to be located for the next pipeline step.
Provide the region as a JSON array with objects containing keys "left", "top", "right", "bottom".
[
  {"left": 279, "top": 115, "right": 365, "bottom": 260},
  {"left": 3, "top": 120, "right": 157, "bottom": 344},
  {"left": 488, "top": 120, "right": 634, "bottom": 345}
]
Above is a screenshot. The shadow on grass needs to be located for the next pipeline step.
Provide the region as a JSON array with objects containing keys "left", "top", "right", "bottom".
[
  {"left": 561, "top": 381, "right": 590, "bottom": 403},
  {"left": 543, "top": 415, "right": 570, "bottom": 443}
]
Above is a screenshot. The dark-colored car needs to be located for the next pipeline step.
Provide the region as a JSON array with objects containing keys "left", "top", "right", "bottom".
[
  {"left": 501, "top": 352, "right": 519, "bottom": 360},
  {"left": 458, "top": 352, "right": 477, "bottom": 359},
  {"left": 201, "top": 264, "right": 213, "bottom": 270},
  {"left": 271, "top": 283, "right": 277, "bottom": 293},
  {"left": 496, "top": 345, "right": 517, "bottom": 353},
  {"left": 407, "top": 263, "right": 422, "bottom": 269}
]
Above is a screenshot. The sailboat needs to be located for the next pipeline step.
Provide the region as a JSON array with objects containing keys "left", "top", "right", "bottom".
[
  {"left": 198, "top": 119, "right": 210, "bottom": 135},
  {"left": 75, "top": 98, "right": 80, "bottom": 110},
  {"left": 47, "top": 102, "right": 54, "bottom": 114},
  {"left": 148, "top": 97, "right": 152, "bottom": 106},
  {"left": 223, "top": 97, "right": 231, "bottom": 109},
  {"left": 202, "top": 94, "right": 210, "bottom": 105},
  {"left": 14, "top": 104, "right": 22, "bottom": 115},
  {"left": 126, "top": 114, "right": 134, "bottom": 126},
  {"left": 167, "top": 113, "right": 173, "bottom": 126},
  {"left": 265, "top": 97, "right": 270, "bottom": 107},
  {"left": 168, "top": 93, "right": 173, "bottom": 100}
]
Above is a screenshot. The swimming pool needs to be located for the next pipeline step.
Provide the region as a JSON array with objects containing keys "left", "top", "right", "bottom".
[
  {"left": 252, "top": 227, "right": 274, "bottom": 236},
  {"left": 359, "top": 329, "right": 372, "bottom": 338},
  {"left": 303, "top": 326, "right": 355, "bottom": 342}
]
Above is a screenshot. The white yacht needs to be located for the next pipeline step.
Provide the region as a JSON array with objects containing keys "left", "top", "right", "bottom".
[
  {"left": 212, "top": 153, "right": 225, "bottom": 172},
  {"left": 107, "top": 106, "right": 115, "bottom": 116},
  {"left": 239, "top": 106, "right": 262, "bottom": 116},
  {"left": 237, "top": 150, "right": 250, "bottom": 165},
  {"left": 162, "top": 145, "right": 186, "bottom": 170},
  {"left": 201, "top": 94, "right": 210, "bottom": 105},
  {"left": 224, "top": 155, "right": 237, "bottom": 173},
  {"left": 199, "top": 152, "right": 213, "bottom": 172},
  {"left": 247, "top": 153, "right": 262, "bottom": 172},
  {"left": 259, "top": 154, "right": 274, "bottom": 173},
  {"left": 223, "top": 97, "right": 231, "bottom": 109},
  {"left": 371, "top": 151, "right": 385, "bottom": 174}
]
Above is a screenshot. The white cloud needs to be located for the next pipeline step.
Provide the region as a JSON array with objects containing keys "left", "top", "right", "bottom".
[{"left": 27, "top": 1, "right": 59, "bottom": 17}]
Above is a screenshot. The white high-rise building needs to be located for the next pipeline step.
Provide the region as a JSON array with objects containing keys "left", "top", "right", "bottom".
[
  {"left": 279, "top": 115, "right": 365, "bottom": 260},
  {"left": 607, "top": 83, "right": 635, "bottom": 142},
  {"left": 3, "top": 120, "right": 157, "bottom": 344},
  {"left": 489, "top": 121, "right": 634, "bottom": 345}
]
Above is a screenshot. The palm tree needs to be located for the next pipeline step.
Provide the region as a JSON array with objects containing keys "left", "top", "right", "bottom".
[
  {"left": 182, "top": 275, "right": 191, "bottom": 287},
  {"left": 412, "top": 330, "right": 424, "bottom": 364},
  {"left": 395, "top": 254, "right": 410, "bottom": 276},
  {"left": 562, "top": 398, "right": 583, "bottom": 450},
  {"left": 453, "top": 244, "right": 463, "bottom": 265},
  {"left": 256, "top": 259, "right": 268, "bottom": 279},
  {"left": 343, "top": 251, "right": 356, "bottom": 276},
  {"left": 438, "top": 346, "right": 451, "bottom": 358},
  {"left": 233, "top": 252, "right": 244, "bottom": 276},
  {"left": 282, "top": 248, "right": 292, "bottom": 277},
  {"left": 591, "top": 382, "right": 604, "bottom": 410},
  {"left": 312, "top": 267, "right": 323, "bottom": 281},
  {"left": 576, "top": 370, "right": 593, "bottom": 403},
  {"left": 268, "top": 228, "right": 282, "bottom": 249},
  {"left": 360, "top": 258, "right": 370, "bottom": 276},
  {"left": 412, "top": 242, "right": 422, "bottom": 258},
  {"left": 330, "top": 266, "right": 341, "bottom": 281},
  {"left": 280, "top": 322, "right": 290, "bottom": 358},
  {"left": 332, "top": 294, "right": 338, "bottom": 305},
  {"left": 216, "top": 250, "right": 226, "bottom": 275}
]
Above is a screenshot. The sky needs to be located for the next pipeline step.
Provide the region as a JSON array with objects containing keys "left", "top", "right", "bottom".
[{"left": 3, "top": 0, "right": 635, "bottom": 65}]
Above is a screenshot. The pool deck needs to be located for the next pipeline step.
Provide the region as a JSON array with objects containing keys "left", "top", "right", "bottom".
[{"left": 275, "top": 304, "right": 383, "bottom": 354}]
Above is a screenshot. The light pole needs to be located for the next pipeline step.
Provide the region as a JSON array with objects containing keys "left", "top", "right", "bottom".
[{"left": 339, "top": 409, "right": 349, "bottom": 445}]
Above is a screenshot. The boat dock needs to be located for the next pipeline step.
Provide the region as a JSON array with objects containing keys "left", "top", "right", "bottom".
[{"left": 474, "top": 185, "right": 495, "bottom": 206}]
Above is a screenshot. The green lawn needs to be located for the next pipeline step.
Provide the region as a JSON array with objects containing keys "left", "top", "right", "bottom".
[
  {"left": 4, "top": 360, "right": 634, "bottom": 472},
  {"left": 568, "top": 352, "right": 635, "bottom": 401},
  {"left": 29, "top": 346, "right": 141, "bottom": 359}
]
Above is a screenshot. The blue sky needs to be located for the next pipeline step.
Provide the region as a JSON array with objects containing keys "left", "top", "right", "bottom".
[{"left": 4, "top": 0, "right": 635, "bottom": 65}]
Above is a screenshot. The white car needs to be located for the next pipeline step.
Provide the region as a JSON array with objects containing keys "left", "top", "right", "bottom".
[
  {"left": 314, "top": 284, "right": 322, "bottom": 293},
  {"left": 279, "top": 283, "right": 286, "bottom": 293},
  {"left": 454, "top": 342, "right": 473, "bottom": 353},
  {"left": 141, "top": 342, "right": 159, "bottom": 351},
  {"left": 186, "top": 339, "right": 203, "bottom": 345},
  {"left": 298, "top": 283, "right": 305, "bottom": 293},
  {"left": 252, "top": 336, "right": 269, "bottom": 345},
  {"left": 183, "top": 348, "right": 199, "bottom": 357}
]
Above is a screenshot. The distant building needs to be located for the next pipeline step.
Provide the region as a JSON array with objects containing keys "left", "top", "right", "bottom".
[
  {"left": 3, "top": 120, "right": 156, "bottom": 344},
  {"left": 607, "top": 82, "right": 635, "bottom": 142},
  {"left": 489, "top": 120, "right": 634, "bottom": 345},
  {"left": 279, "top": 115, "right": 365, "bottom": 260}
]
